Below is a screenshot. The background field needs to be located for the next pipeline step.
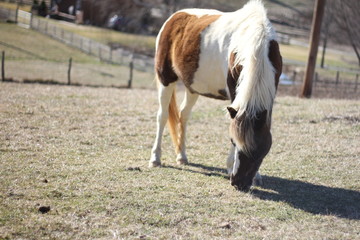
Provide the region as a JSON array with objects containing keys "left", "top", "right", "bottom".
[
  {"left": 1, "top": 82, "right": 359, "bottom": 239},
  {"left": 0, "top": 22, "right": 154, "bottom": 88}
]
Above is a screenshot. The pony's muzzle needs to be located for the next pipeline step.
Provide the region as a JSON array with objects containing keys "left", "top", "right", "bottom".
[{"left": 230, "top": 175, "right": 252, "bottom": 192}]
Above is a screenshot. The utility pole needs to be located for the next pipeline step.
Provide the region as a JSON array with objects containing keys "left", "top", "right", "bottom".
[{"left": 301, "top": 0, "right": 326, "bottom": 98}]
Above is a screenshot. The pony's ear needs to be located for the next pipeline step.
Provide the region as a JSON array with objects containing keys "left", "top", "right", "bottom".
[
  {"left": 254, "top": 110, "right": 268, "bottom": 129},
  {"left": 227, "top": 107, "right": 238, "bottom": 119}
]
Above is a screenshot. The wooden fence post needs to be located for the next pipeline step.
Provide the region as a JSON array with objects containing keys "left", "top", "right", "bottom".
[
  {"left": 68, "top": 57, "right": 72, "bottom": 85},
  {"left": 128, "top": 60, "right": 133, "bottom": 88},
  {"left": 15, "top": 4, "right": 19, "bottom": 23},
  {"left": 355, "top": 74, "right": 359, "bottom": 92},
  {"left": 292, "top": 70, "right": 297, "bottom": 83},
  {"left": 30, "top": 12, "right": 33, "bottom": 28},
  {"left": 61, "top": 29, "right": 64, "bottom": 42},
  {"left": 335, "top": 71, "right": 340, "bottom": 85},
  {"left": 1, "top": 51, "right": 5, "bottom": 82},
  {"left": 109, "top": 48, "right": 113, "bottom": 63},
  {"left": 89, "top": 40, "right": 92, "bottom": 55},
  {"left": 70, "top": 32, "right": 74, "bottom": 44}
]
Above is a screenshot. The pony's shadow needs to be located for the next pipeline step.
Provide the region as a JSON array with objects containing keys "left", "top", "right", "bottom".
[
  {"left": 163, "top": 162, "right": 228, "bottom": 179},
  {"left": 252, "top": 175, "right": 360, "bottom": 220},
  {"left": 165, "top": 163, "right": 360, "bottom": 220}
]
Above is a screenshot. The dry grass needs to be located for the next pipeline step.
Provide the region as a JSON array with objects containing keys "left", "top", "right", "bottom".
[{"left": 0, "top": 82, "right": 359, "bottom": 239}]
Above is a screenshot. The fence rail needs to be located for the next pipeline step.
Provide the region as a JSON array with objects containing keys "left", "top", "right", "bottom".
[{"left": 29, "top": 17, "right": 155, "bottom": 73}]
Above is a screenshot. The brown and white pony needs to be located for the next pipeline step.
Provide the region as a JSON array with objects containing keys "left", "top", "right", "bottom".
[{"left": 149, "top": 0, "right": 282, "bottom": 191}]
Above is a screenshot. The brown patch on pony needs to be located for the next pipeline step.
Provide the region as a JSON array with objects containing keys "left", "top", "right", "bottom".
[
  {"left": 229, "top": 109, "right": 270, "bottom": 154},
  {"left": 155, "top": 12, "right": 220, "bottom": 86},
  {"left": 227, "top": 52, "right": 243, "bottom": 102},
  {"left": 268, "top": 40, "right": 282, "bottom": 89},
  {"left": 186, "top": 87, "right": 228, "bottom": 100}
]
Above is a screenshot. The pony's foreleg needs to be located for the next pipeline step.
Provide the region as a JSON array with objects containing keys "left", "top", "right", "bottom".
[
  {"left": 227, "top": 145, "right": 235, "bottom": 175},
  {"left": 149, "top": 82, "right": 176, "bottom": 167},
  {"left": 253, "top": 172, "right": 263, "bottom": 186},
  {"left": 176, "top": 90, "right": 199, "bottom": 165}
]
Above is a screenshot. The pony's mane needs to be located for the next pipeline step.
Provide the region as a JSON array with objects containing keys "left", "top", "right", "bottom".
[{"left": 228, "top": 0, "right": 276, "bottom": 121}]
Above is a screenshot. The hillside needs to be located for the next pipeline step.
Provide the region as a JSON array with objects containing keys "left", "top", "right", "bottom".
[{"left": 0, "top": 22, "right": 153, "bottom": 88}]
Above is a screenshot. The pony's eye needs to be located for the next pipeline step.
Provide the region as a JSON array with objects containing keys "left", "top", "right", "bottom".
[{"left": 230, "top": 139, "right": 236, "bottom": 146}]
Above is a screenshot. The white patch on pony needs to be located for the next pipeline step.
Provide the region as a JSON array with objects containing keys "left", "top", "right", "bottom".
[
  {"left": 228, "top": 0, "right": 276, "bottom": 121},
  {"left": 232, "top": 147, "right": 240, "bottom": 176},
  {"left": 178, "top": 8, "right": 222, "bottom": 17},
  {"left": 178, "top": 9, "right": 229, "bottom": 97},
  {"left": 227, "top": 145, "right": 235, "bottom": 175},
  {"left": 176, "top": 1, "right": 277, "bottom": 109}
]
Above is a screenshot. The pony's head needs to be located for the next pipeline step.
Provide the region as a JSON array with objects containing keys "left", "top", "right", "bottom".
[{"left": 227, "top": 107, "right": 272, "bottom": 192}]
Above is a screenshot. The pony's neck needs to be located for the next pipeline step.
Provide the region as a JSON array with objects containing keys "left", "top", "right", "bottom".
[{"left": 229, "top": 0, "right": 276, "bottom": 119}]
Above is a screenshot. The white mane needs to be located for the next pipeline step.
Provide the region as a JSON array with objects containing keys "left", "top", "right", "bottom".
[{"left": 228, "top": 0, "right": 276, "bottom": 119}]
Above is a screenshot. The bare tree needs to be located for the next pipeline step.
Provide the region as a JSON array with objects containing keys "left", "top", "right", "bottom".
[
  {"left": 326, "top": 0, "right": 360, "bottom": 66},
  {"left": 320, "top": 2, "right": 334, "bottom": 68}
]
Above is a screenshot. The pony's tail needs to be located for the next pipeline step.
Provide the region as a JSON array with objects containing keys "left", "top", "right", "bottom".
[{"left": 167, "top": 87, "right": 180, "bottom": 154}]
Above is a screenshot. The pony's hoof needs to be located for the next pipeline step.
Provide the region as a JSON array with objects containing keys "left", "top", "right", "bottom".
[
  {"left": 176, "top": 157, "right": 188, "bottom": 165},
  {"left": 252, "top": 172, "right": 263, "bottom": 186},
  {"left": 149, "top": 161, "right": 161, "bottom": 168}
]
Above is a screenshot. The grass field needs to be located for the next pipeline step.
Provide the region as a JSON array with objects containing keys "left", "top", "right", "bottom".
[{"left": 1, "top": 82, "right": 359, "bottom": 239}]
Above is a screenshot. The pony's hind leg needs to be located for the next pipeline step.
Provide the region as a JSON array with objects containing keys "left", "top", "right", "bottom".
[
  {"left": 176, "top": 89, "right": 199, "bottom": 165},
  {"left": 149, "top": 82, "right": 176, "bottom": 167}
]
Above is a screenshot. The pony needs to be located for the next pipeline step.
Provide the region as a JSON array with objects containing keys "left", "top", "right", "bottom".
[{"left": 149, "top": 0, "right": 282, "bottom": 192}]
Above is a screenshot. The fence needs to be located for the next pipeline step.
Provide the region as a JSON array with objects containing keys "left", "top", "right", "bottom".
[
  {"left": 29, "top": 17, "right": 155, "bottom": 73},
  {"left": 0, "top": 6, "right": 154, "bottom": 73},
  {"left": 1, "top": 6, "right": 359, "bottom": 98},
  {"left": 279, "top": 64, "right": 359, "bottom": 99}
]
